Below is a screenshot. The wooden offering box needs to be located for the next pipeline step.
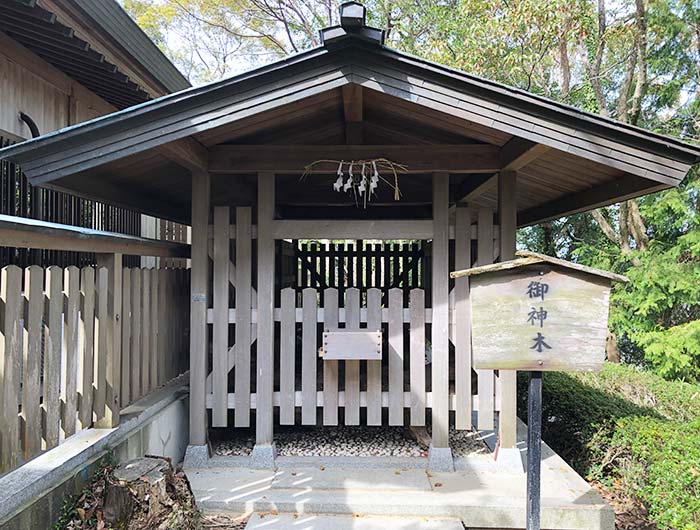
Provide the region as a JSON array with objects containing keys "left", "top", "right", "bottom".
[{"left": 451, "top": 251, "right": 628, "bottom": 372}]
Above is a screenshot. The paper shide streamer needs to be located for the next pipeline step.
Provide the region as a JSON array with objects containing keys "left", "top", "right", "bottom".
[{"left": 301, "top": 158, "right": 406, "bottom": 208}]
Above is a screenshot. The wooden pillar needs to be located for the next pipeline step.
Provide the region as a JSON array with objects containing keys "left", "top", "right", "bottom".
[
  {"left": 95, "top": 252, "right": 122, "bottom": 428},
  {"left": 256, "top": 172, "right": 275, "bottom": 446},
  {"left": 498, "top": 170, "right": 518, "bottom": 448},
  {"left": 431, "top": 172, "right": 450, "bottom": 448},
  {"left": 476, "top": 208, "right": 495, "bottom": 431},
  {"left": 234, "top": 207, "right": 253, "bottom": 428},
  {"left": 212, "top": 206, "right": 230, "bottom": 427},
  {"left": 454, "top": 207, "right": 472, "bottom": 429},
  {"left": 189, "top": 171, "right": 211, "bottom": 447}
]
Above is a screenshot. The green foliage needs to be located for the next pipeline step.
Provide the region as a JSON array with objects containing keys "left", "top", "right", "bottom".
[
  {"left": 604, "top": 417, "right": 700, "bottom": 530},
  {"left": 519, "top": 363, "right": 700, "bottom": 529},
  {"left": 636, "top": 320, "right": 700, "bottom": 381}
]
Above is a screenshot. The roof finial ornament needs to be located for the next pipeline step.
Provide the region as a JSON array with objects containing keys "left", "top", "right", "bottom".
[
  {"left": 340, "top": 2, "right": 367, "bottom": 29},
  {"left": 320, "top": 2, "right": 385, "bottom": 46}
]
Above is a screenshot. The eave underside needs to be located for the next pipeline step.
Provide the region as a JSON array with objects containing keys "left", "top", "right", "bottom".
[{"left": 32, "top": 84, "right": 677, "bottom": 225}]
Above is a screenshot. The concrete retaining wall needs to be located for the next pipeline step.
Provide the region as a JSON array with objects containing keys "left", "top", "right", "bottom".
[{"left": 0, "top": 375, "right": 189, "bottom": 530}]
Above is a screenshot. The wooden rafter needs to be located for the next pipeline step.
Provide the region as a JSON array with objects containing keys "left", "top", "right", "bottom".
[
  {"left": 499, "top": 137, "right": 550, "bottom": 171},
  {"left": 157, "top": 137, "right": 208, "bottom": 173},
  {"left": 517, "top": 175, "right": 668, "bottom": 226},
  {"left": 456, "top": 137, "right": 550, "bottom": 204}
]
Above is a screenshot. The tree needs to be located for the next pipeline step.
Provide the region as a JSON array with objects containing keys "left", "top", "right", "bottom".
[{"left": 124, "top": 0, "right": 700, "bottom": 379}]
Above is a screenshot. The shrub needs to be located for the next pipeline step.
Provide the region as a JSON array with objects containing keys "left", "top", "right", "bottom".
[{"left": 518, "top": 363, "right": 700, "bottom": 529}]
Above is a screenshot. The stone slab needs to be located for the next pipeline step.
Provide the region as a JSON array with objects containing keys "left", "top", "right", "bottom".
[
  {"left": 251, "top": 443, "right": 276, "bottom": 469},
  {"left": 271, "top": 468, "right": 432, "bottom": 492},
  {"left": 189, "top": 417, "right": 614, "bottom": 530},
  {"left": 187, "top": 468, "right": 277, "bottom": 503},
  {"left": 184, "top": 444, "right": 211, "bottom": 468},
  {"left": 428, "top": 445, "right": 454, "bottom": 472},
  {"left": 245, "top": 513, "right": 464, "bottom": 530}
]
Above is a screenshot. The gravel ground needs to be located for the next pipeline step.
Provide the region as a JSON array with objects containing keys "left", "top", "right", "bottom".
[{"left": 212, "top": 425, "right": 488, "bottom": 458}]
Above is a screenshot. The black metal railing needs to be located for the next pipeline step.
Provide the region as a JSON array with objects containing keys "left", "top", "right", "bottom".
[{"left": 1, "top": 136, "right": 141, "bottom": 267}]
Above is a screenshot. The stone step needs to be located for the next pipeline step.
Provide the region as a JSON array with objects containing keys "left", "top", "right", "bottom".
[
  {"left": 188, "top": 465, "right": 614, "bottom": 529},
  {"left": 244, "top": 513, "right": 464, "bottom": 530}
]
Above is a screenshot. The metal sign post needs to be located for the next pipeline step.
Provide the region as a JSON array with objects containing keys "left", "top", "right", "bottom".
[{"left": 526, "top": 371, "right": 543, "bottom": 530}]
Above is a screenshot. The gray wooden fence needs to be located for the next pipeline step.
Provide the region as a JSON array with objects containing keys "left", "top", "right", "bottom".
[{"left": 0, "top": 264, "right": 190, "bottom": 475}]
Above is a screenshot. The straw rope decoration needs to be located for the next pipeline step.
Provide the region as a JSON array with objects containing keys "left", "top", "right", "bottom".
[{"left": 301, "top": 158, "right": 406, "bottom": 208}]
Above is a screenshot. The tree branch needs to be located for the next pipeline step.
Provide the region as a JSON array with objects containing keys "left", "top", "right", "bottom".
[{"left": 591, "top": 208, "right": 619, "bottom": 245}]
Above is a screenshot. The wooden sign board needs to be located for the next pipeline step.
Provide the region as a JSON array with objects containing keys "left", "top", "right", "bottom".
[
  {"left": 321, "top": 330, "right": 383, "bottom": 361},
  {"left": 469, "top": 263, "right": 611, "bottom": 371}
]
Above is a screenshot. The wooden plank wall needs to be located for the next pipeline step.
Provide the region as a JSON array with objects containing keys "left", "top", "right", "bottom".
[{"left": 0, "top": 264, "right": 190, "bottom": 475}]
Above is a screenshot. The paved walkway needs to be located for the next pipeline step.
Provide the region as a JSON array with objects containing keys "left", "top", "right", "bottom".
[{"left": 187, "top": 447, "right": 614, "bottom": 530}]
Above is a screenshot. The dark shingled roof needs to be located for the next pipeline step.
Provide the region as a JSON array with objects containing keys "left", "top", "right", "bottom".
[{"left": 0, "top": 0, "right": 189, "bottom": 108}]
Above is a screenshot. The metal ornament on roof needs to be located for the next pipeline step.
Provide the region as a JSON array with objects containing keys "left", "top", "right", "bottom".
[{"left": 302, "top": 158, "right": 406, "bottom": 208}]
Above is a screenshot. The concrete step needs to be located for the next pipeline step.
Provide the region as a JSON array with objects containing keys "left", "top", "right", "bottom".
[
  {"left": 244, "top": 513, "right": 464, "bottom": 530},
  {"left": 187, "top": 464, "right": 614, "bottom": 529}
]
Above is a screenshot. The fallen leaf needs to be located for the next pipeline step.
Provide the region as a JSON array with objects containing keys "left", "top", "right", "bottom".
[
  {"left": 434, "top": 482, "right": 443, "bottom": 487},
  {"left": 319, "top": 466, "right": 325, "bottom": 471},
  {"left": 76, "top": 508, "right": 86, "bottom": 521}
]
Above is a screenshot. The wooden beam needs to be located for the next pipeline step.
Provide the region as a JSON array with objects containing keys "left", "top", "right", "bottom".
[
  {"left": 459, "top": 174, "right": 498, "bottom": 204},
  {"left": 277, "top": 204, "right": 434, "bottom": 220},
  {"left": 158, "top": 137, "right": 209, "bottom": 173},
  {"left": 0, "top": 214, "right": 190, "bottom": 257},
  {"left": 343, "top": 84, "right": 363, "bottom": 144},
  {"left": 499, "top": 137, "right": 550, "bottom": 171},
  {"left": 518, "top": 175, "right": 667, "bottom": 226},
  {"left": 343, "top": 85, "right": 363, "bottom": 122},
  {"left": 272, "top": 219, "right": 434, "bottom": 240},
  {"left": 454, "top": 174, "right": 498, "bottom": 205},
  {"left": 208, "top": 145, "right": 501, "bottom": 174},
  {"left": 272, "top": 219, "right": 499, "bottom": 240}
]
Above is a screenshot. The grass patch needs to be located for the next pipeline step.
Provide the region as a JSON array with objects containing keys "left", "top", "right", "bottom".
[{"left": 518, "top": 363, "right": 700, "bottom": 529}]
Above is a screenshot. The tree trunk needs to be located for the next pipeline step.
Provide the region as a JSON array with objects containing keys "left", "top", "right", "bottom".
[
  {"left": 103, "top": 457, "right": 181, "bottom": 530},
  {"left": 606, "top": 332, "right": 621, "bottom": 363}
]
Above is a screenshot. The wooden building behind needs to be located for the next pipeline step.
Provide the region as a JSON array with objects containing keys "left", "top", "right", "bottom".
[{"left": 0, "top": 0, "right": 190, "bottom": 267}]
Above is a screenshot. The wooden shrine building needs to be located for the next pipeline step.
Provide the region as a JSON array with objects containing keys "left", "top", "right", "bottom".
[{"left": 2, "top": 2, "right": 700, "bottom": 469}]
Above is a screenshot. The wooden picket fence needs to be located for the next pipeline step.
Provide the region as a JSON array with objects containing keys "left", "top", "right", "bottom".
[
  {"left": 0, "top": 264, "right": 189, "bottom": 475},
  {"left": 205, "top": 205, "right": 503, "bottom": 435}
]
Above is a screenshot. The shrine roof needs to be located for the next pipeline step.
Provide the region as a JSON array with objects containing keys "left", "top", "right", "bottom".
[
  {"left": 451, "top": 251, "right": 629, "bottom": 283},
  {"left": 1, "top": 3, "right": 699, "bottom": 224}
]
